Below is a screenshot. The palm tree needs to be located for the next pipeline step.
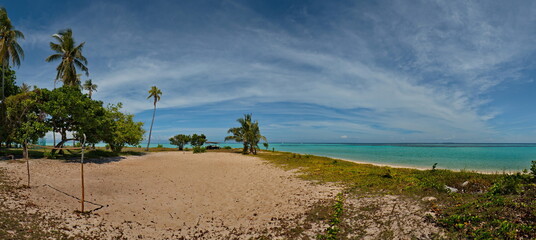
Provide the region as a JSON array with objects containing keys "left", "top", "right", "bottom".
[
  {"left": 20, "top": 83, "right": 30, "bottom": 93},
  {"left": 225, "top": 114, "right": 266, "bottom": 154},
  {"left": 145, "top": 86, "right": 162, "bottom": 151},
  {"left": 0, "top": 7, "right": 24, "bottom": 101},
  {"left": 246, "top": 119, "right": 267, "bottom": 154},
  {"left": 45, "top": 29, "right": 88, "bottom": 87},
  {"left": 82, "top": 79, "right": 97, "bottom": 98}
]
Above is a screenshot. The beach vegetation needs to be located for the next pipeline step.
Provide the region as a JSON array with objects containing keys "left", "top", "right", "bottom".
[
  {"left": 192, "top": 146, "right": 206, "bottom": 153},
  {"left": 41, "top": 86, "right": 107, "bottom": 154},
  {"left": 225, "top": 113, "right": 267, "bottom": 154},
  {"left": 45, "top": 29, "right": 88, "bottom": 87},
  {"left": 145, "top": 85, "right": 162, "bottom": 151},
  {"left": 0, "top": 7, "right": 24, "bottom": 102},
  {"left": 82, "top": 79, "right": 97, "bottom": 98},
  {"left": 101, "top": 103, "right": 145, "bottom": 153},
  {"left": 0, "top": 67, "right": 18, "bottom": 148},
  {"left": 4, "top": 89, "right": 50, "bottom": 159},
  {"left": 254, "top": 151, "right": 535, "bottom": 239},
  {"left": 263, "top": 142, "right": 269, "bottom": 150},
  {"left": 169, "top": 134, "right": 190, "bottom": 150},
  {"left": 190, "top": 133, "right": 207, "bottom": 147}
]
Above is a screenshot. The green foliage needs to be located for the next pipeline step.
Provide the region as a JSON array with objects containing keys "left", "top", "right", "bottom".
[
  {"left": 45, "top": 29, "right": 88, "bottom": 86},
  {"left": 169, "top": 134, "right": 190, "bottom": 150},
  {"left": 156, "top": 144, "right": 163, "bottom": 148},
  {"left": 4, "top": 90, "right": 51, "bottom": 158},
  {"left": 192, "top": 146, "right": 206, "bottom": 153},
  {"left": 318, "top": 193, "right": 344, "bottom": 240},
  {"left": 223, "top": 146, "right": 232, "bottom": 150},
  {"left": 145, "top": 85, "right": 162, "bottom": 150},
  {"left": 0, "top": 67, "right": 19, "bottom": 145},
  {"left": 190, "top": 134, "right": 207, "bottom": 147},
  {"left": 101, "top": 103, "right": 145, "bottom": 153},
  {"left": 41, "top": 86, "right": 107, "bottom": 150},
  {"left": 43, "top": 150, "right": 57, "bottom": 159},
  {"left": 225, "top": 114, "right": 267, "bottom": 154},
  {"left": 488, "top": 173, "right": 533, "bottom": 196},
  {"left": 530, "top": 161, "right": 536, "bottom": 181},
  {"left": 263, "top": 142, "right": 269, "bottom": 150},
  {"left": 257, "top": 151, "right": 534, "bottom": 239}
]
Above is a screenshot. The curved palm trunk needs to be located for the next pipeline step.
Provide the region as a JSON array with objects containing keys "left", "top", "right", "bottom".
[
  {"left": 145, "top": 103, "right": 156, "bottom": 151},
  {"left": 1, "top": 66, "right": 4, "bottom": 149}
]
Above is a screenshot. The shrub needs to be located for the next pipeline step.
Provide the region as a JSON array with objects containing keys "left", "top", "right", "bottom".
[
  {"left": 44, "top": 151, "right": 57, "bottom": 159},
  {"left": 157, "top": 144, "right": 164, "bottom": 148},
  {"left": 193, "top": 146, "right": 206, "bottom": 153},
  {"left": 223, "top": 146, "right": 232, "bottom": 150},
  {"left": 488, "top": 173, "right": 526, "bottom": 195}
]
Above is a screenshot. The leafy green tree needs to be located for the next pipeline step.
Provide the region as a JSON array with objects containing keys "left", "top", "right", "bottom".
[
  {"left": 263, "top": 142, "right": 269, "bottom": 150},
  {"left": 225, "top": 114, "right": 266, "bottom": 154},
  {"left": 169, "top": 134, "right": 190, "bottom": 151},
  {"left": 190, "top": 134, "right": 207, "bottom": 147},
  {"left": 0, "top": 7, "right": 24, "bottom": 102},
  {"left": 5, "top": 90, "right": 50, "bottom": 159},
  {"left": 41, "top": 86, "right": 106, "bottom": 154},
  {"left": 145, "top": 86, "right": 162, "bottom": 151},
  {"left": 0, "top": 67, "right": 19, "bottom": 147},
  {"left": 101, "top": 103, "right": 145, "bottom": 152},
  {"left": 45, "top": 29, "right": 88, "bottom": 87},
  {"left": 82, "top": 79, "right": 97, "bottom": 98}
]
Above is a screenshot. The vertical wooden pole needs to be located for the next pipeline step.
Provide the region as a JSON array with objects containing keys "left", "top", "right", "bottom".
[
  {"left": 25, "top": 141, "right": 30, "bottom": 187},
  {"left": 80, "top": 135, "right": 86, "bottom": 212}
]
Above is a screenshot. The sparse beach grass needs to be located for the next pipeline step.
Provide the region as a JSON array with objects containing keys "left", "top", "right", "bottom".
[{"left": 256, "top": 150, "right": 535, "bottom": 239}]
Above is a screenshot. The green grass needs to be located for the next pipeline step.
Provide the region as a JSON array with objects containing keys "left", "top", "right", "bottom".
[{"left": 255, "top": 151, "right": 536, "bottom": 239}]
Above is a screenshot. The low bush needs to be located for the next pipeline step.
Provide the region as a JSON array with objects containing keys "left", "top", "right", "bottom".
[
  {"left": 43, "top": 151, "right": 57, "bottom": 159},
  {"left": 193, "top": 146, "right": 206, "bottom": 153},
  {"left": 223, "top": 146, "right": 232, "bottom": 150}
]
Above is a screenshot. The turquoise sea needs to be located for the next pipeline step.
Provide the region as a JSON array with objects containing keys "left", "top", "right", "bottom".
[
  {"left": 46, "top": 140, "right": 536, "bottom": 172},
  {"left": 155, "top": 142, "right": 535, "bottom": 172}
]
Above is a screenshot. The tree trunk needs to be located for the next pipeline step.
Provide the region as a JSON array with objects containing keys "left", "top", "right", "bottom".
[
  {"left": 145, "top": 104, "right": 157, "bottom": 151},
  {"left": 0, "top": 66, "right": 4, "bottom": 148},
  {"left": 23, "top": 141, "right": 30, "bottom": 187},
  {"left": 51, "top": 138, "right": 76, "bottom": 155},
  {"left": 242, "top": 142, "right": 248, "bottom": 154}
]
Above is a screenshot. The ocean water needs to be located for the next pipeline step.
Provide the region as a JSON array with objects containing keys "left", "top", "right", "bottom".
[{"left": 46, "top": 141, "right": 536, "bottom": 172}]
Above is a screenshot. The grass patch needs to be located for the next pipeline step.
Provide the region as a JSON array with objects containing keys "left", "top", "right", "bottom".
[{"left": 255, "top": 151, "right": 535, "bottom": 239}]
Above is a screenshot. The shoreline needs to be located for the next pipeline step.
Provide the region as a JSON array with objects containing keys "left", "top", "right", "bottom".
[{"left": 264, "top": 150, "right": 519, "bottom": 175}]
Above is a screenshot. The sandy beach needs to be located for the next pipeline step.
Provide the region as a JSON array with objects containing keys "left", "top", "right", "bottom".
[{"left": 0, "top": 152, "right": 340, "bottom": 239}]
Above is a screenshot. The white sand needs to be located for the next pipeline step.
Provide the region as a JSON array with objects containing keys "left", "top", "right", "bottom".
[{"left": 0, "top": 152, "right": 339, "bottom": 238}]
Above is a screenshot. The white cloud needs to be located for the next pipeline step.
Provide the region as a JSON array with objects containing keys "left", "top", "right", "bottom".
[{"left": 14, "top": 0, "right": 536, "bottom": 142}]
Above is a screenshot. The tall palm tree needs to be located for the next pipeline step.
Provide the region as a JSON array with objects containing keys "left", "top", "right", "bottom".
[
  {"left": 45, "top": 29, "right": 88, "bottom": 87},
  {"left": 0, "top": 7, "right": 24, "bottom": 101},
  {"left": 145, "top": 86, "right": 162, "bottom": 151},
  {"left": 82, "top": 79, "right": 97, "bottom": 98}
]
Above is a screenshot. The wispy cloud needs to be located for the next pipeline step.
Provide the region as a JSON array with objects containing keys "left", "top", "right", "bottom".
[{"left": 9, "top": 0, "right": 536, "bottom": 142}]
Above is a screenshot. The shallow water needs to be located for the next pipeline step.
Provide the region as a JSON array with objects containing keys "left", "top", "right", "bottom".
[{"left": 219, "top": 143, "right": 536, "bottom": 172}]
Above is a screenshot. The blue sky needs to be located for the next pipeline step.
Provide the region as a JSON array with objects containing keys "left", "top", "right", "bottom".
[{"left": 4, "top": 0, "right": 536, "bottom": 143}]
